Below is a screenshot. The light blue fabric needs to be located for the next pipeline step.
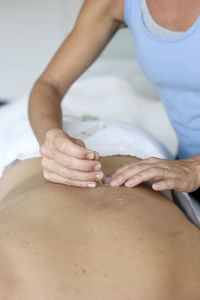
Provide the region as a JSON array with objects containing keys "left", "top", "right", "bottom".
[{"left": 124, "top": 0, "right": 200, "bottom": 159}]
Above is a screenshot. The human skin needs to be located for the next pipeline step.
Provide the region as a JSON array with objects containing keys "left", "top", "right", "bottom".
[
  {"left": 28, "top": 0, "right": 200, "bottom": 188},
  {"left": 0, "top": 155, "right": 200, "bottom": 300}
]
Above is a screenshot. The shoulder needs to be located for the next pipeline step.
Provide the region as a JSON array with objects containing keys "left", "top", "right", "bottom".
[{"left": 83, "top": 0, "right": 127, "bottom": 28}]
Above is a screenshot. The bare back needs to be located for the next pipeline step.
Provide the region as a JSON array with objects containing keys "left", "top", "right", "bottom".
[{"left": 0, "top": 156, "right": 200, "bottom": 299}]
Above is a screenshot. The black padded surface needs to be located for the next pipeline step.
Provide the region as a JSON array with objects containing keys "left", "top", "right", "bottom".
[{"left": 189, "top": 188, "right": 200, "bottom": 202}]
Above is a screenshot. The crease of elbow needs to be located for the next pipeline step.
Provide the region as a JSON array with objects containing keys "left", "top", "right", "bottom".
[{"left": 36, "top": 77, "right": 63, "bottom": 102}]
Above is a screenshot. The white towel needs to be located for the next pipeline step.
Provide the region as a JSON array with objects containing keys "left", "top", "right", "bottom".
[
  {"left": 0, "top": 75, "right": 175, "bottom": 179},
  {"left": 68, "top": 119, "right": 173, "bottom": 159},
  {"left": 0, "top": 94, "right": 174, "bottom": 179},
  {"left": 0, "top": 76, "right": 199, "bottom": 229}
]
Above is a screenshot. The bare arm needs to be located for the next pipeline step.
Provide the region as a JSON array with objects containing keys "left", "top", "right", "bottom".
[
  {"left": 28, "top": 0, "right": 126, "bottom": 187},
  {"left": 28, "top": 0, "right": 123, "bottom": 145}
]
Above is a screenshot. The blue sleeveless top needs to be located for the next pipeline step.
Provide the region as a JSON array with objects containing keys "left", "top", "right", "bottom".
[{"left": 124, "top": 0, "right": 200, "bottom": 159}]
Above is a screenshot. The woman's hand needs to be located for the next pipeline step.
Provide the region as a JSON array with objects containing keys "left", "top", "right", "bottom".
[
  {"left": 40, "top": 128, "right": 104, "bottom": 187},
  {"left": 104, "top": 156, "right": 200, "bottom": 193}
]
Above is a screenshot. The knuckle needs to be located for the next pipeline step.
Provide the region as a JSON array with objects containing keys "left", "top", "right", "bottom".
[
  {"left": 134, "top": 175, "right": 141, "bottom": 181},
  {"left": 67, "top": 172, "right": 72, "bottom": 180},
  {"left": 64, "top": 169, "right": 71, "bottom": 180},
  {"left": 64, "top": 178, "right": 72, "bottom": 186},
  {"left": 117, "top": 174, "right": 126, "bottom": 182}
]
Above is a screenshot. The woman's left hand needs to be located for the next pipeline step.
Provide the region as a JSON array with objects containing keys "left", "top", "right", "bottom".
[{"left": 104, "top": 156, "right": 200, "bottom": 193}]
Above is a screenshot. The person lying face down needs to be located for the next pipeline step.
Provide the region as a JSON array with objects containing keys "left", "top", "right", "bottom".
[{"left": 0, "top": 154, "right": 200, "bottom": 300}]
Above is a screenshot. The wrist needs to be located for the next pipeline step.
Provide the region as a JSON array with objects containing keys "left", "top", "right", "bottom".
[{"left": 36, "top": 121, "right": 62, "bottom": 146}]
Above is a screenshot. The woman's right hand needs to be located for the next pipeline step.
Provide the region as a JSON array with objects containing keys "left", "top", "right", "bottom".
[{"left": 40, "top": 128, "right": 104, "bottom": 187}]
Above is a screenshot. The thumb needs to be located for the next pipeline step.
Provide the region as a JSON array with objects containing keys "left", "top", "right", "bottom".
[
  {"left": 73, "top": 138, "right": 100, "bottom": 160},
  {"left": 73, "top": 138, "right": 86, "bottom": 148}
]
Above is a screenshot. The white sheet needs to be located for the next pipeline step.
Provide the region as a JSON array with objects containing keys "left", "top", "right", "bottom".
[
  {"left": 62, "top": 70, "right": 178, "bottom": 156},
  {"left": 2, "top": 58, "right": 179, "bottom": 155},
  {"left": 0, "top": 75, "right": 175, "bottom": 178},
  {"left": 0, "top": 74, "right": 199, "bottom": 229}
]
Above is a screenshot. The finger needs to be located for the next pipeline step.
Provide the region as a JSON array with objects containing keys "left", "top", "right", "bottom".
[
  {"left": 104, "top": 164, "right": 131, "bottom": 183},
  {"left": 125, "top": 167, "right": 171, "bottom": 187},
  {"left": 41, "top": 157, "right": 104, "bottom": 182},
  {"left": 41, "top": 146, "right": 102, "bottom": 172},
  {"left": 71, "top": 138, "right": 100, "bottom": 160},
  {"left": 43, "top": 170, "right": 97, "bottom": 188},
  {"left": 110, "top": 163, "right": 164, "bottom": 186},
  {"left": 73, "top": 138, "right": 86, "bottom": 148},
  {"left": 152, "top": 179, "right": 183, "bottom": 192},
  {"left": 55, "top": 150, "right": 102, "bottom": 172},
  {"left": 52, "top": 134, "right": 96, "bottom": 161},
  {"left": 107, "top": 159, "right": 164, "bottom": 184},
  {"left": 53, "top": 152, "right": 102, "bottom": 172}
]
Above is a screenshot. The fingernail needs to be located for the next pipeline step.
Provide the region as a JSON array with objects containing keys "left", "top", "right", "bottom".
[
  {"left": 153, "top": 184, "right": 161, "bottom": 189},
  {"left": 87, "top": 152, "right": 94, "bottom": 160},
  {"left": 94, "top": 164, "right": 101, "bottom": 171},
  {"left": 110, "top": 179, "right": 119, "bottom": 186},
  {"left": 96, "top": 173, "right": 103, "bottom": 179},
  {"left": 88, "top": 182, "right": 96, "bottom": 188},
  {"left": 125, "top": 179, "right": 134, "bottom": 187}
]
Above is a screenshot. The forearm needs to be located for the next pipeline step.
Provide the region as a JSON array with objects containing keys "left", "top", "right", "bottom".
[{"left": 28, "top": 79, "right": 67, "bottom": 146}]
